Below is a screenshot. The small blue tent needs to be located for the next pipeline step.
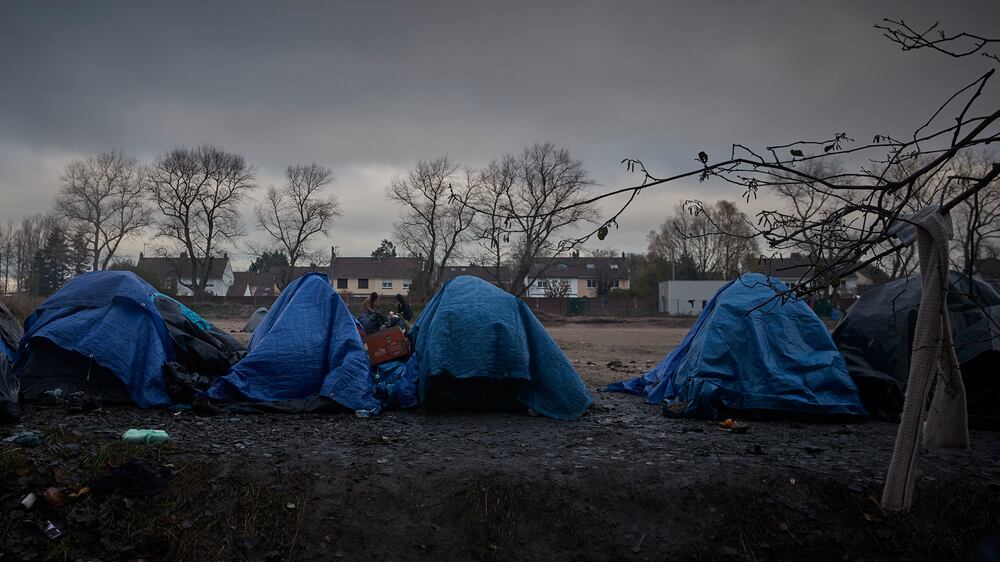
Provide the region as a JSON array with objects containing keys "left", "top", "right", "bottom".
[
  {"left": 15, "top": 271, "right": 174, "bottom": 408},
  {"left": 606, "top": 273, "right": 865, "bottom": 419},
  {"left": 400, "top": 275, "right": 592, "bottom": 420},
  {"left": 206, "top": 273, "right": 379, "bottom": 412}
]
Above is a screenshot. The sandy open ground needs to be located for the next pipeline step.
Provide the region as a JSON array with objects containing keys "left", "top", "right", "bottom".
[{"left": 2, "top": 321, "right": 999, "bottom": 561}]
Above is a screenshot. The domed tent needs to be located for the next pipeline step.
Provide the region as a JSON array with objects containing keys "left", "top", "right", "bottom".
[
  {"left": 607, "top": 273, "right": 866, "bottom": 419},
  {"left": 392, "top": 275, "right": 592, "bottom": 420},
  {"left": 832, "top": 272, "right": 1000, "bottom": 420},
  {"left": 0, "top": 301, "right": 23, "bottom": 422},
  {"left": 15, "top": 271, "right": 174, "bottom": 408},
  {"left": 205, "top": 273, "right": 379, "bottom": 413},
  {"left": 242, "top": 307, "right": 268, "bottom": 333}
]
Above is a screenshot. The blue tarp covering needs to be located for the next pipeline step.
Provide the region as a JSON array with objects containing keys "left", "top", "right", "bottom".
[
  {"left": 606, "top": 273, "right": 865, "bottom": 419},
  {"left": 206, "top": 273, "right": 379, "bottom": 412},
  {"left": 0, "top": 338, "right": 14, "bottom": 362},
  {"left": 14, "top": 271, "right": 174, "bottom": 408},
  {"left": 403, "top": 275, "right": 592, "bottom": 420},
  {"left": 153, "top": 292, "right": 213, "bottom": 332}
]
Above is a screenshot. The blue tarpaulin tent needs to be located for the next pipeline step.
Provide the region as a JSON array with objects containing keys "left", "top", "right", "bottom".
[
  {"left": 606, "top": 273, "right": 865, "bottom": 419},
  {"left": 206, "top": 273, "right": 379, "bottom": 412},
  {"left": 14, "top": 271, "right": 174, "bottom": 408},
  {"left": 401, "top": 275, "right": 592, "bottom": 420}
]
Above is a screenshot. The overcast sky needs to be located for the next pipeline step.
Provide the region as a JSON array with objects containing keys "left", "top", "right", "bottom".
[{"left": 1, "top": 0, "right": 997, "bottom": 268}]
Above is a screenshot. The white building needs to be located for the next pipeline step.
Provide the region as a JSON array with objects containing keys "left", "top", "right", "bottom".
[
  {"left": 658, "top": 280, "right": 729, "bottom": 315},
  {"left": 137, "top": 253, "right": 235, "bottom": 297}
]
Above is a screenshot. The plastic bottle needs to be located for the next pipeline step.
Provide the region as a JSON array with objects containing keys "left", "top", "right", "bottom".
[{"left": 121, "top": 429, "right": 170, "bottom": 444}]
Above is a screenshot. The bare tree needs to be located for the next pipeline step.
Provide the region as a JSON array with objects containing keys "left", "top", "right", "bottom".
[
  {"left": 148, "top": 145, "right": 256, "bottom": 296},
  {"left": 647, "top": 201, "right": 756, "bottom": 279},
  {"left": 586, "top": 247, "right": 622, "bottom": 258},
  {"left": 388, "top": 157, "right": 477, "bottom": 296},
  {"left": 255, "top": 163, "right": 340, "bottom": 287},
  {"left": 56, "top": 150, "right": 151, "bottom": 271},
  {"left": 13, "top": 215, "right": 57, "bottom": 294},
  {"left": 934, "top": 149, "right": 1000, "bottom": 275},
  {"left": 472, "top": 143, "right": 598, "bottom": 295},
  {"left": 0, "top": 220, "right": 14, "bottom": 294},
  {"left": 543, "top": 278, "right": 571, "bottom": 297}
]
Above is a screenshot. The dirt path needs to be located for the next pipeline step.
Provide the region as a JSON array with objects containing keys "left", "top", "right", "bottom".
[{"left": 2, "top": 324, "right": 999, "bottom": 561}]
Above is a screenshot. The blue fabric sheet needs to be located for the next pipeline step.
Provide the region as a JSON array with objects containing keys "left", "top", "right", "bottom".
[
  {"left": 0, "top": 339, "right": 14, "bottom": 362},
  {"left": 153, "top": 292, "right": 213, "bottom": 332},
  {"left": 206, "top": 273, "right": 379, "bottom": 412},
  {"left": 402, "top": 275, "right": 592, "bottom": 420},
  {"left": 606, "top": 273, "right": 865, "bottom": 419},
  {"left": 14, "top": 271, "right": 174, "bottom": 408}
]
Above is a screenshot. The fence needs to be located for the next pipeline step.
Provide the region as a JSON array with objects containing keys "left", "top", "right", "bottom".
[
  {"left": 521, "top": 295, "right": 661, "bottom": 317},
  {"left": 172, "top": 292, "right": 663, "bottom": 318}
]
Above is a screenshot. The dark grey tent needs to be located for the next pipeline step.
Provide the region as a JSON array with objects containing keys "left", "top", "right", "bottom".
[
  {"left": 242, "top": 307, "right": 268, "bottom": 333},
  {"left": 153, "top": 295, "right": 246, "bottom": 378},
  {"left": 832, "top": 272, "right": 1000, "bottom": 420},
  {"left": 0, "top": 301, "right": 24, "bottom": 422}
]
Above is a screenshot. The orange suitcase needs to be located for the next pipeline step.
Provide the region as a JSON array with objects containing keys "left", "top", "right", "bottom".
[{"left": 363, "top": 327, "right": 411, "bottom": 366}]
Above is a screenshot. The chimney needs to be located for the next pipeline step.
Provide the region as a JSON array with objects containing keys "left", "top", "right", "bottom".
[
  {"left": 180, "top": 252, "right": 188, "bottom": 259},
  {"left": 139, "top": 251, "right": 144, "bottom": 261},
  {"left": 621, "top": 252, "right": 626, "bottom": 259}
]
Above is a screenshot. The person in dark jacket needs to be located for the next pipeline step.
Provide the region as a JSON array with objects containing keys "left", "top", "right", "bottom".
[{"left": 395, "top": 294, "right": 413, "bottom": 321}]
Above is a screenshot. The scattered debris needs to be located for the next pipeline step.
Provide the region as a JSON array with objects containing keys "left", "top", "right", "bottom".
[
  {"left": 90, "top": 461, "right": 172, "bottom": 497},
  {"left": 43, "top": 520, "right": 62, "bottom": 540},
  {"left": 20, "top": 493, "right": 37, "bottom": 510},
  {"left": 44, "top": 487, "right": 66, "bottom": 507},
  {"left": 4, "top": 430, "right": 42, "bottom": 447},
  {"left": 121, "top": 428, "right": 170, "bottom": 444}
]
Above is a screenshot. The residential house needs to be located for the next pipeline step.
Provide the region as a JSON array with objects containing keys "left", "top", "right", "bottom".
[
  {"left": 227, "top": 271, "right": 279, "bottom": 297},
  {"left": 328, "top": 256, "right": 424, "bottom": 296},
  {"left": 756, "top": 252, "right": 887, "bottom": 296},
  {"left": 136, "top": 253, "right": 235, "bottom": 297},
  {"left": 524, "top": 254, "right": 632, "bottom": 298},
  {"left": 439, "top": 264, "right": 511, "bottom": 287}
]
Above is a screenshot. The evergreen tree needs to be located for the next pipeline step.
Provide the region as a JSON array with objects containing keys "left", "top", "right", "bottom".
[
  {"left": 371, "top": 239, "right": 397, "bottom": 261},
  {"left": 68, "top": 228, "right": 91, "bottom": 276},
  {"left": 249, "top": 250, "right": 289, "bottom": 273},
  {"left": 32, "top": 225, "right": 71, "bottom": 295}
]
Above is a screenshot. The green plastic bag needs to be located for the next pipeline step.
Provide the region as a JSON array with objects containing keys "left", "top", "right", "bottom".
[{"left": 121, "top": 429, "right": 170, "bottom": 444}]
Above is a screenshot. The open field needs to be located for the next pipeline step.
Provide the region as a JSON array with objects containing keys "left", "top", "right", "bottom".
[{"left": 2, "top": 322, "right": 999, "bottom": 561}]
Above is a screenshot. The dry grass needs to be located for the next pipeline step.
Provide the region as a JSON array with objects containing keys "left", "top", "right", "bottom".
[{"left": 442, "top": 475, "right": 526, "bottom": 560}]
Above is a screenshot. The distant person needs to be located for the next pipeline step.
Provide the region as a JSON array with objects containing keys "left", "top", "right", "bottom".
[
  {"left": 361, "top": 292, "right": 378, "bottom": 315},
  {"left": 392, "top": 293, "right": 413, "bottom": 332},
  {"left": 359, "top": 292, "right": 383, "bottom": 334},
  {"left": 395, "top": 294, "right": 413, "bottom": 322}
]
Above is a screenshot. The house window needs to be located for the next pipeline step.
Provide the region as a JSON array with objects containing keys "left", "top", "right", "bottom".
[
  {"left": 337, "top": 278, "right": 348, "bottom": 289},
  {"left": 611, "top": 279, "right": 620, "bottom": 289},
  {"left": 610, "top": 264, "right": 619, "bottom": 269},
  {"left": 537, "top": 280, "right": 549, "bottom": 289},
  {"left": 358, "top": 278, "right": 369, "bottom": 289},
  {"left": 557, "top": 263, "right": 567, "bottom": 268},
  {"left": 402, "top": 281, "right": 411, "bottom": 290},
  {"left": 586, "top": 264, "right": 595, "bottom": 269},
  {"left": 382, "top": 281, "right": 393, "bottom": 289},
  {"left": 586, "top": 279, "right": 597, "bottom": 289}
]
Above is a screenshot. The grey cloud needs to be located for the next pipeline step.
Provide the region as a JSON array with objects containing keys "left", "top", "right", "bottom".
[{"left": 1, "top": 0, "right": 997, "bottom": 260}]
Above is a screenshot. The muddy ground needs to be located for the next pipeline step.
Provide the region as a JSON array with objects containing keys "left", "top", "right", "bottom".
[{"left": 2, "top": 321, "right": 1000, "bottom": 561}]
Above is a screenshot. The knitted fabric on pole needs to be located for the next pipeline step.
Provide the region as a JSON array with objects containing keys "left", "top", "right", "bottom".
[{"left": 881, "top": 212, "right": 969, "bottom": 512}]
